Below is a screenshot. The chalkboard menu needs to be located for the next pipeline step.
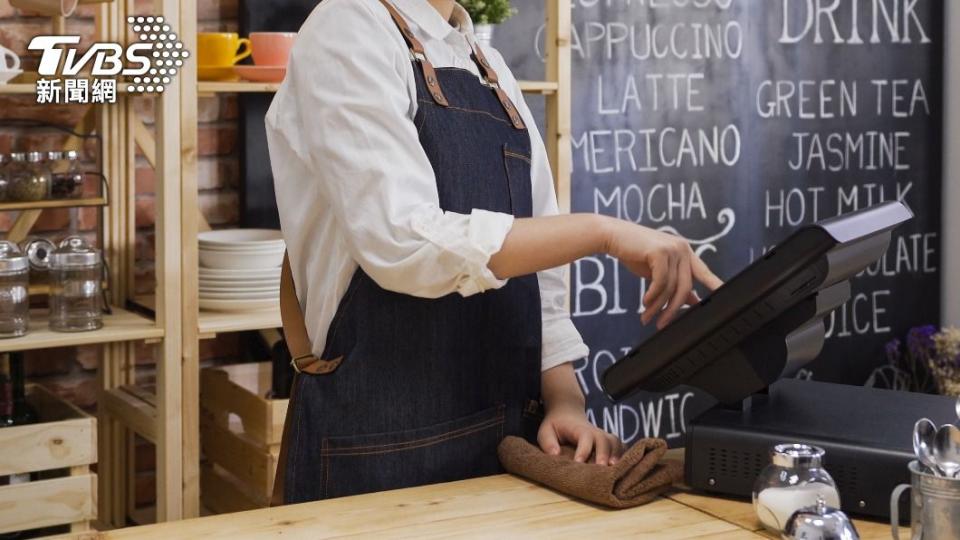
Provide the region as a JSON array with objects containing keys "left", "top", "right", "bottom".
[{"left": 496, "top": 0, "right": 943, "bottom": 445}]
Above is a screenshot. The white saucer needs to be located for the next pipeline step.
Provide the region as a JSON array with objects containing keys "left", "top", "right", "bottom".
[{"left": 0, "top": 69, "right": 23, "bottom": 85}]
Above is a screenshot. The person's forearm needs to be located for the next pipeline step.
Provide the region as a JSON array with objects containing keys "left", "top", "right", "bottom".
[
  {"left": 488, "top": 213, "right": 612, "bottom": 280},
  {"left": 541, "top": 362, "right": 586, "bottom": 413}
]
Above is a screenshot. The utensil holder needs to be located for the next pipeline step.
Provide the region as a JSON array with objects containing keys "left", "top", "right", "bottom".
[{"left": 891, "top": 460, "right": 960, "bottom": 539}]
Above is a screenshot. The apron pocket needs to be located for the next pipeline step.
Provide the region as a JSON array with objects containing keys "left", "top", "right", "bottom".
[
  {"left": 502, "top": 145, "right": 533, "bottom": 217},
  {"left": 320, "top": 404, "right": 506, "bottom": 499}
]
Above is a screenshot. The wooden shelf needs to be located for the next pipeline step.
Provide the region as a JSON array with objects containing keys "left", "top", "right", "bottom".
[
  {"left": 197, "top": 80, "right": 558, "bottom": 95},
  {"left": 133, "top": 295, "right": 280, "bottom": 339},
  {"left": 0, "top": 197, "right": 107, "bottom": 212},
  {"left": 0, "top": 83, "right": 39, "bottom": 95},
  {"left": 0, "top": 307, "right": 162, "bottom": 353},
  {"left": 518, "top": 81, "right": 559, "bottom": 95},
  {"left": 198, "top": 81, "right": 281, "bottom": 94},
  {"left": 198, "top": 308, "right": 281, "bottom": 339},
  {"left": 0, "top": 81, "right": 128, "bottom": 95}
]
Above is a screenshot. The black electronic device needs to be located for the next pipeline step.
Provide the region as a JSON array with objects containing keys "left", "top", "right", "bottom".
[
  {"left": 603, "top": 201, "right": 913, "bottom": 403},
  {"left": 599, "top": 201, "right": 939, "bottom": 520},
  {"left": 686, "top": 379, "right": 957, "bottom": 520}
]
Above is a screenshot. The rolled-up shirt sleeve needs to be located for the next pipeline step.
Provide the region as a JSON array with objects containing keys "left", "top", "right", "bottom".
[
  {"left": 486, "top": 48, "right": 591, "bottom": 372},
  {"left": 277, "top": 1, "right": 512, "bottom": 299}
]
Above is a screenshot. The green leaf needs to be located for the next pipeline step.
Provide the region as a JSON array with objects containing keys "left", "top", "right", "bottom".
[{"left": 460, "top": 0, "right": 517, "bottom": 25}]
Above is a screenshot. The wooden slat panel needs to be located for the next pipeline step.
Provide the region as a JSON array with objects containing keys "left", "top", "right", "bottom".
[
  {"left": 99, "top": 387, "right": 157, "bottom": 443},
  {"left": 200, "top": 412, "right": 277, "bottom": 499},
  {"left": 200, "top": 363, "right": 287, "bottom": 446},
  {"left": 0, "top": 385, "right": 96, "bottom": 475},
  {"left": 0, "top": 474, "right": 97, "bottom": 535}
]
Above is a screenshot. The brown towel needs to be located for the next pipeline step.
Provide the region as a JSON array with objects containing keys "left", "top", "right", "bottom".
[{"left": 497, "top": 436, "right": 683, "bottom": 509}]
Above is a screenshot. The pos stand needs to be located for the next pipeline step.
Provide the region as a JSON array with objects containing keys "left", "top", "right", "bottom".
[{"left": 600, "top": 201, "right": 957, "bottom": 520}]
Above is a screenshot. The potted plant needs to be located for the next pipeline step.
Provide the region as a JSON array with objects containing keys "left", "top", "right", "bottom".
[{"left": 461, "top": 0, "right": 517, "bottom": 47}]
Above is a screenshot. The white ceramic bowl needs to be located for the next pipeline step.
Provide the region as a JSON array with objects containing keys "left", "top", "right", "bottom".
[
  {"left": 199, "top": 283, "right": 280, "bottom": 294},
  {"left": 198, "top": 243, "right": 286, "bottom": 253},
  {"left": 199, "top": 278, "right": 281, "bottom": 288},
  {"left": 199, "top": 289, "right": 278, "bottom": 300},
  {"left": 199, "top": 248, "right": 284, "bottom": 269},
  {"left": 200, "top": 297, "right": 278, "bottom": 312},
  {"left": 198, "top": 229, "right": 284, "bottom": 247},
  {"left": 198, "top": 267, "right": 281, "bottom": 279}
]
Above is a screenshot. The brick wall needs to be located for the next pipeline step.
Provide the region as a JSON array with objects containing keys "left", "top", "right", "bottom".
[{"left": 1, "top": 0, "right": 247, "bottom": 510}]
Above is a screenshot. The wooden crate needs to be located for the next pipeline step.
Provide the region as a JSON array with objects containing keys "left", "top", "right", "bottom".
[
  {"left": 199, "top": 362, "right": 288, "bottom": 510},
  {"left": 0, "top": 384, "right": 97, "bottom": 535}
]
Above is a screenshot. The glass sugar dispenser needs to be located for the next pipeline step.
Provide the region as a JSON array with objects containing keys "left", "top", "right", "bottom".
[
  {"left": 0, "top": 242, "right": 30, "bottom": 338},
  {"left": 753, "top": 443, "right": 841, "bottom": 533},
  {"left": 49, "top": 237, "right": 103, "bottom": 332}
]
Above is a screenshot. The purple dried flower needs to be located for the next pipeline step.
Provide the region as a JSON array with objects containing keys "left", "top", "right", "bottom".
[
  {"left": 885, "top": 338, "right": 902, "bottom": 364},
  {"left": 907, "top": 325, "right": 938, "bottom": 360}
]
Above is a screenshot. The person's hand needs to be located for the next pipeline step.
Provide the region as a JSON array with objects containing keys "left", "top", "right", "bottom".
[
  {"left": 537, "top": 403, "right": 625, "bottom": 466},
  {"left": 603, "top": 219, "right": 723, "bottom": 329}
]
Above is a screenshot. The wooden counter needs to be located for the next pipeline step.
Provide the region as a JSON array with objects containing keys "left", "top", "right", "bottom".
[{"left": 56, "top": 474, "right": 902, "bottom": 539}]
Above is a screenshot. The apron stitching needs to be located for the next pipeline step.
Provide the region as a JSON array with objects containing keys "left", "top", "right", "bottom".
[
  {"left": 322, "top": 411, "right": 505, "bottom": 454},
  {"left": 321, "top": 419, "right": 505, "bottom": 457},
  {"left": 501, "top": 145, "right": 515, "bottom": 213},
  {"left": 322, "top": 438, "right": 329, "bottom": 499},
  {"left": 503, "top": 149, "right": 532, "bottom": 164},
  {"left": 415, "top": 108, "right": 428, "bottom": 134},
  {"left": 416, "top": 99, "right": 516, "bottom": 127}
]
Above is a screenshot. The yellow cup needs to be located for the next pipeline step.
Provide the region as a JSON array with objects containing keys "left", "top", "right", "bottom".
[{"left": 197, "top": 32, "right": 252, "bottom": 67}]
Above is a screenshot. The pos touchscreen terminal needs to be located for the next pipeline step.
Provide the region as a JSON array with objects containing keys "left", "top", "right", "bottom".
[{"left": 600, "top": 201, "right": 958, "bottom": 520}]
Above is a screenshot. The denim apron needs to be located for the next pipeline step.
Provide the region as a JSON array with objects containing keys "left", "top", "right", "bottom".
[{"left": 274, "top": 0, "right": 543, "bottom": 504}]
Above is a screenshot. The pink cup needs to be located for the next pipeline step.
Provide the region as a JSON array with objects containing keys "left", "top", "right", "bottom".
[{"left": 250, "top": 32, "right": 296, "bottom": 67}]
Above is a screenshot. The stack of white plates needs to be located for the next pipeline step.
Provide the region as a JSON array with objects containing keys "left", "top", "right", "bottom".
[{"left": 198, "top": 229, "right": 284, "bottom": 312}]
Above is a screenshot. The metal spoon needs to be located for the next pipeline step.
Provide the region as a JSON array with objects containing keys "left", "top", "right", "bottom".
[
  {"left": 914, "top": 418, "right": 942, "bottom": 476},
  {"left": 933, "top": 424, "right": 960, "bottom": 478}
]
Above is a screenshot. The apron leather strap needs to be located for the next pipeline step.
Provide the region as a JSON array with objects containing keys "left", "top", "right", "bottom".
[
  {"left": 376, "top": 0, "right": 450, "bottom": 107},
  {"left": 280, "top": 252, "right": 343, "bottom": 375},
  {"left": 468, "top": 41, "right": 526, "bottom": 130}
]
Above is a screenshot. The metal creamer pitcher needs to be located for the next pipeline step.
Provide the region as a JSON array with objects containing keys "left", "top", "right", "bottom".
[{"left": 891, "top": 461, "right": 960, "bottom": 539}]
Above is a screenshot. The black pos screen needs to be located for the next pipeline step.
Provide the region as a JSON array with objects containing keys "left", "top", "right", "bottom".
[{"left": 601, "top": 201, "right": 913, "bottom": 404}]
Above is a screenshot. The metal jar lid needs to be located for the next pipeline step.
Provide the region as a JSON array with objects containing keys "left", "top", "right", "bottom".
[
  {"left": 0, "top": 241, "right": 29, "bottom": 275},
  {"left": 783, "top": 496, "right": 860, "bottom": 540},
  {"left": 47, "top": 151, "right": 64, "bottom": 161},
  {"left": 9, "top": 152, "right": 25, "bottom": 162},
  {"left": 21, "top": 238, "right": 56, "bottom": 271},
  {"left": 50, "top": 236, "right": 101, "bottom": 268},
  {"left": 772, "top": 443, "right": 825, "bottom": 468},
  {"left": 26, "top": 151, "right": 45, "bottom": 163},
  {"left": 65, "top": 150, "right": 80, "bottom": 161}
]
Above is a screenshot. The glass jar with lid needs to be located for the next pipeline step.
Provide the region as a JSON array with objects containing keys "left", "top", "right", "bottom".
[
  {"left": 48, "top": 150, "right": 84, "bottom": 199},
  {"left": 49, "top": 236, "right": 103, "bottom": 332},
  {"left": 0, "top": 241, "right": 30, "bottom": 338},
  {"left": 9, "top": 151, "right": 52, "bottom": 202},
  {"left": 752, "top": 443, "right": 841, "bottom": 533}
]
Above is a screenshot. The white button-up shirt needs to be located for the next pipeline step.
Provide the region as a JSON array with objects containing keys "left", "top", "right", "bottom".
[{"left": 265, "top": 0, "right": 588, "bottom": 371}]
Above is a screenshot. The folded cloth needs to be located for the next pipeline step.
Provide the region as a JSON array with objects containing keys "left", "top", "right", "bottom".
[{"left": 497, "top": 436, "right": 682, "bottom": 509}]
